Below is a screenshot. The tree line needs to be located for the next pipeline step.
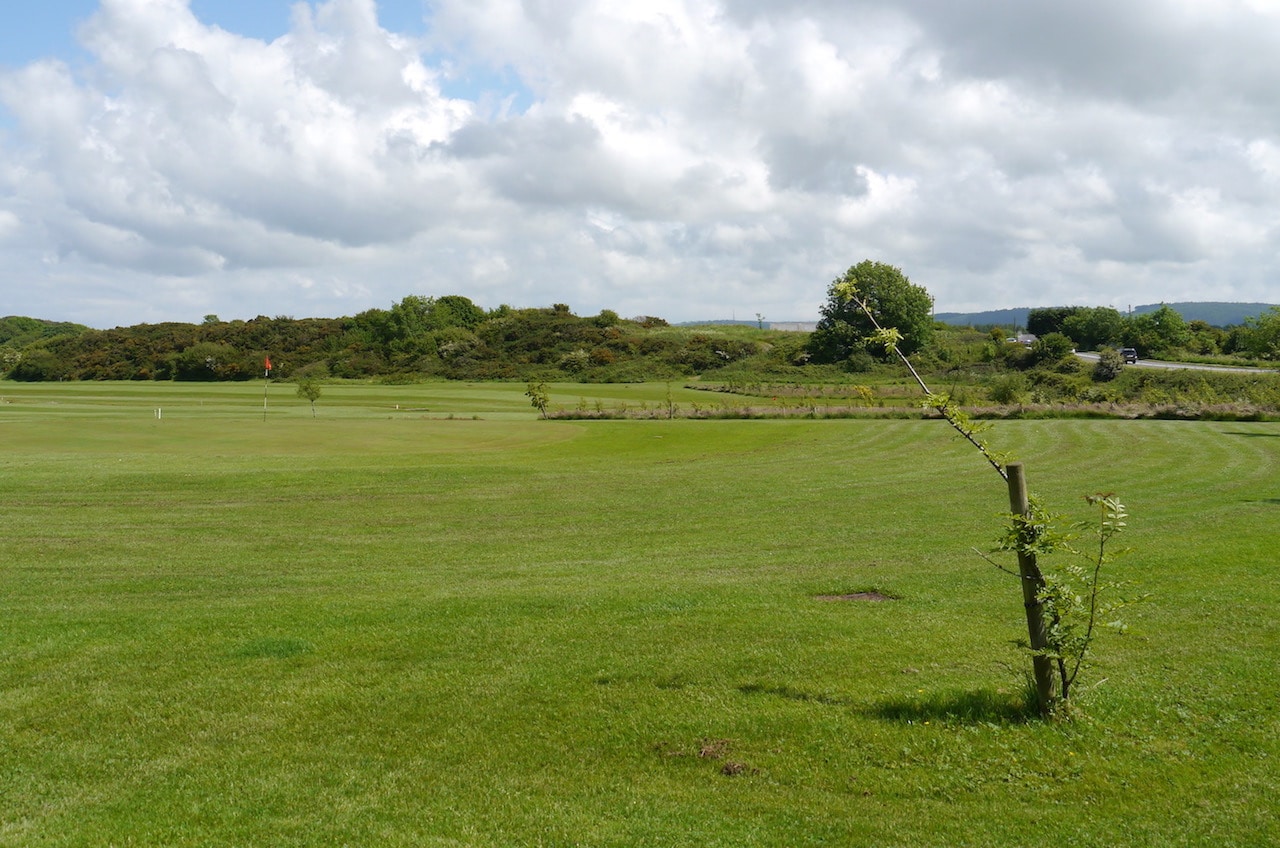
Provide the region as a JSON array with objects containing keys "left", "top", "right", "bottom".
[
  {"left": 4, "top": 268, "right": 1278, "bottom": 384},
  {"left": 1022, "top": 303, "right": 1280, "bottom": 359},
  {"left": 807, "top": 262, "right": 1280, "bottom": 364},
  {"left": 1, "top": 297, "right": 768, "bottom": 382}
]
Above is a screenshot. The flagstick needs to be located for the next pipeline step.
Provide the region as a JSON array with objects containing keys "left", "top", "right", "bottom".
[{"left": 263, "top": 357, "right": 271, "bottom": 421}]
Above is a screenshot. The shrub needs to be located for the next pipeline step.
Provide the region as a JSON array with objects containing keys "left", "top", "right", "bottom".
[
  {"left": 1092, "top": 348, "right": 1125, "bottom": 382},
  {"left": 589, "top": 347, "right": 616, "bottom": 366},
  {"left": 1030, "top": 333, "right": 1075, "bottom": 366},
  {"left": 1029, "top": 370, "right": 1081, "bottom": 403},
  {"left": 592, "top": 309, "right": 621, "bottom": 328},
  {"left": 843, "top": 350, "right": 875, "bottom": 373},
  {"left": 558, "top": 349, "right": 590, "bottom": 374},
  {"left": 989, "top": 372, "right": 1030, "bottom": 404},
  {"left": 7, "top": 349, "right": 66, "bottom": 381},
  {"left": 1052, "top": 355, "right": 1082, "bottom": 374}
]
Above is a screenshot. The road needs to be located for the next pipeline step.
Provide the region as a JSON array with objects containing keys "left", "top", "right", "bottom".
[{"left": 1074, "top": 352, "right": 1275, "bottom": 374}]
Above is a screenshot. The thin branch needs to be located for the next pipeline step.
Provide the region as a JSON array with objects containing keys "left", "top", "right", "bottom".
[
  {"left": 847, "top": 293, "right": 1008, "bottom": 480},
  {"left": 972, "top": 546, "right": 1035, "bottom": 580},
  {"left": 1065, "top": 503, "right": 1116, "bottom": 690}
]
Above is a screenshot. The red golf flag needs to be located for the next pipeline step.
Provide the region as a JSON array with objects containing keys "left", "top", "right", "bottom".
[{"left": 264, "top": 356, "right": 272, "bottom": 373}]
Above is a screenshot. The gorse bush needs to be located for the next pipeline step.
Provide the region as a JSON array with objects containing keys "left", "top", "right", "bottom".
[
  {"left": 989, "top": 373, "right": 1030, "bottom": 404},
  {"left": 6, "top": 299, "right": 777, "bottom": 383},
  {"left": 1092, "top": 348, "right": 1125, "bottom": 382}
]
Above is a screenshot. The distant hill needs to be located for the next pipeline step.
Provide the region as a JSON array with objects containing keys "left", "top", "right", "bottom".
[
  {"left": 936, "top": 302, "right": 1276, "bottom": 329},
  {"left": 0, "top": 316, "right": 91, "bottom": 347},
  {"left": 934, "top": 308, "right": 1031, "bottom": 328},
  {"left": 1128, "top": 302, "right": 1275, "bottom": 326}
]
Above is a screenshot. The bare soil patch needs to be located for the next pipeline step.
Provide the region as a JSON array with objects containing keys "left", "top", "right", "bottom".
[{"left": 816, "top": 591, "right": 895, "bottom": 602}]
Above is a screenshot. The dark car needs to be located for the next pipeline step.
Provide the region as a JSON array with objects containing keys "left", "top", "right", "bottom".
[{"left": 1121, "top": 348, "right": 1139, "bottom": 364}]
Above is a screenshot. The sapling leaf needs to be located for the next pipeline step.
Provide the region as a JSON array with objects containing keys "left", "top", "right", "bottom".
[{"left": 870, "top": 327, "right": 903, "bottom": 351}]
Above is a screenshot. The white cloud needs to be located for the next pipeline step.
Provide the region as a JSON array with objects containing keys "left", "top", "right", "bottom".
[
  {"left": 0, "top": 209, "right": 20, "bottom": 242},
  {"left": 1, "top": 0, "right": 1279, "bottom": 328}
]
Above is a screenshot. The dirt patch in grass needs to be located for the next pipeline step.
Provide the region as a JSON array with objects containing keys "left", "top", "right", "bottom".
[
  {"left": 816, "top": 591, "right": 895, "bottom": 602},
  {"left": 655, "top": 738, "right": 759, "bottom": 776}
]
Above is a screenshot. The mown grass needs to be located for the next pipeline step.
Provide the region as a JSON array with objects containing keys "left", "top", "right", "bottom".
[
  {"left": 1, "top": 381, "right": 1278, "bottom": 846},
  {"left": 0, "top": 379, "right": 708, "bottom": 421}
]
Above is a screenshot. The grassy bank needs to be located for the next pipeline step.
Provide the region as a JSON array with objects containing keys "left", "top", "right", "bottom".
[{"left": 1, "top": 381, "right": 1277, "bottom": 845}]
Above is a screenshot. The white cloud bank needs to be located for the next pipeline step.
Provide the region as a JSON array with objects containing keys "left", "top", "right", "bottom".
[{"left": 2, "top": 0, "right": 1278, "bottom": 327}]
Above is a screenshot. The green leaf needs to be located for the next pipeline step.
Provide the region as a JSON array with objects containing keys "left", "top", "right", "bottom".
[
  {"left": 834, "top": 281, "right": 859, "bottom": 303},
  {"left": 869, "top": 327, "right": 903, "bottom": 351}
]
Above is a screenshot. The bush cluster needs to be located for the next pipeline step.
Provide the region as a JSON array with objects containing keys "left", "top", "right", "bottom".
[{"left": 1, "top": 298, "right": 780, "bottom": 384}]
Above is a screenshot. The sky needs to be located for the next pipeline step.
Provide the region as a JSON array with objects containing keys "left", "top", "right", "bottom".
[{"left": 2, "top": 0, "right": 1279, "bottom": 329}]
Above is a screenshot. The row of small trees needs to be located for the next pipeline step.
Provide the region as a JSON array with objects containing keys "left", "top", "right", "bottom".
[
  {"left": 1027, "top": 303, "right": 1280, "bottom": 359},
  {"left": 806, "top": 262, "right": 1280, "bottom": 366}
]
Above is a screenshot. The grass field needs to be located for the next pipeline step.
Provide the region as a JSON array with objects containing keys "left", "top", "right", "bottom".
[{"left": 2, "top": 381, "right": 1277, "bottom": 846}]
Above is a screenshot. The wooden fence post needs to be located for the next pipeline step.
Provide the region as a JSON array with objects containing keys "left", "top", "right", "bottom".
[{"left": 1005, "top": 462, "right": 1057, "bottom": 714}]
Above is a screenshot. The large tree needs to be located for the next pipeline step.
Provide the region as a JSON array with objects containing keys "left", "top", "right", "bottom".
[
  {"left": 1235, "top": 306, "right": 1280, "bottom": 360},
  {"left": 1124, "top": 304, "right": 1190, "bottom": 356},
  {"left": 1027, "top": 306, "right": 1083, "bottom": 338},
  {"left": 1061, "top": 306, "right": 1126, "bottom": 350},
  {"left": 808, "top": 261, "right": 934, "bottom": 362}
]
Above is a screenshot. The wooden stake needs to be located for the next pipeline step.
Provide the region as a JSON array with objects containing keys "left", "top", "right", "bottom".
[{"left": 1005, "top": 462, "right": 1057, "bottom": 714}]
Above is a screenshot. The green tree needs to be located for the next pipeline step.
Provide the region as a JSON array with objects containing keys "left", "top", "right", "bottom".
[
  {"left": 295, "top": 376, "right": 322, "bottom": 417},
  {"left": 1062, "top": 307, "right": 1126, "bottom": 350},
  {"left": 525, "top": 381, "right": 550, "bottom": 418},
  {"left": 1185, "top": 320, "right": 1225, "bottom": 355},
  {"left": 1125, "top": 304, "right": 1190, "bottom": 356},
  {"left": 1027, "top": 307, "right": 1083, "bottom": 338},
  {"left": 1030, "top": 332, "right": 1075, "bottom": 366},
  {"left": 1236, "top": 306, "right": 1280, "bottom": 360},
  {"left": 834, "top": 281, "right": 1133, "bottom": 716},
  {"left": 429, "top": 295, "right": 486, "bottom": 330},
  {"left": 7, "top": 348, "right": 65, "bottom": 381},
  {"left": 386, "top": 296, "right": 439, "bottom": 365},
  {"left": 808, "top": 261, "right": 934, "bottom": 363}
]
